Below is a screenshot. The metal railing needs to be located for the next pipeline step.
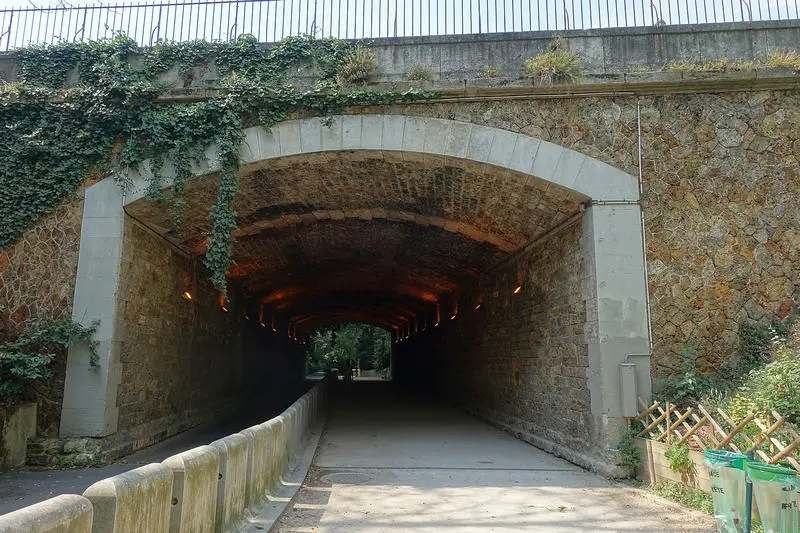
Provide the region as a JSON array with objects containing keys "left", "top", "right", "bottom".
[{"left": 1, "top": 0, "right": 798, "bottom": 51}]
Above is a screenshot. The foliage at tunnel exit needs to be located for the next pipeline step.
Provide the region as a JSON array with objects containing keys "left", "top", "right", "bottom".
[
  {"left": 0, "top": 34, "right": 438, "bottom": 294},
  {"left": 0, "top": 318, "right": 97, "bottom": 406},
  {"left": 307, "top": 324, "right": 391, "bottom": 374}
]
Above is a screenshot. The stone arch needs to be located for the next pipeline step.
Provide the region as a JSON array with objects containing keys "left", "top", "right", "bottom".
[
  {"left": 122, "top": 114, "right": 639, "bottom": 206},
  {"left": 62, "top": 114, "right": 650, "bottom": 474}
]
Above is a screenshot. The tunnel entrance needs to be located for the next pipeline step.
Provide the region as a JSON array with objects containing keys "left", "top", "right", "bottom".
[{"left": 61, "top": 115, "right": 651, "bottom": 473}]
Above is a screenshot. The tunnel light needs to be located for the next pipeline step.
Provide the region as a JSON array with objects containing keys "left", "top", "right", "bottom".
[
  {"left": 450, "top": 314, "right": 457, "bottom": 320},
  {"left": 513, "top": 284, "right": 523, "bottom": 295},
  {"left": 220, "top": 305, "right": 229, "bottom": 313},
  {"left": 474, "top": 303, "right": 482, "bottom": 310},
  {"left": 259, "top": 322, "right": 266, "bottom": 328},
  {"left": 182, "top": 291, "right": 192, "bottom": 301}
]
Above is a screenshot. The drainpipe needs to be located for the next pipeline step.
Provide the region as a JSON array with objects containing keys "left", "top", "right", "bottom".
[{"left": 637, "top": 98, "right": 654, "bottom": 353}]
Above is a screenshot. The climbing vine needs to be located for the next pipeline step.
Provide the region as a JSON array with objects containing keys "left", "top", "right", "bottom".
[
  {"left": 0, "top": 318, "right": 97, "bottom": 406},
  {"left": 0, "top": 34, "right": 437, "bottom": 294}
]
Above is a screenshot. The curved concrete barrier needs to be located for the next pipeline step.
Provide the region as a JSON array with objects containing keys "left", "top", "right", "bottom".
[
  {"left": 0, "top": 376, "right": 333, "bottom": 532},
  {"left": 83, "top": 463, "right": 172, "bottom": 533},
  {"left": 209, "top": 433, "right": 249, "bottom": 533},
  {"left": 162, "top": 445, "right": 220, "bottom": 533},
  {"left": 0, "top": 494, "right": 92, "bottom": 533}
]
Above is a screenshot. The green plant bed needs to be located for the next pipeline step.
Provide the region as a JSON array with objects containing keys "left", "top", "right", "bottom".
[{"left": 650, "top": 481, "right": 714, "bottom": 514}]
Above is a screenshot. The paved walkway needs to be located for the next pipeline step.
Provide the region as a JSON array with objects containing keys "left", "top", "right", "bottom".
[{"left": 275, "top": 381, "right": 715, "bottom": 533}]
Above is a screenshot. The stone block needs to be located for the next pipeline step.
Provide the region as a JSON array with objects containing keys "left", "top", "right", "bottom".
[
  {"left": 341, "top": 115, "right": 363, "bottom": 150},
  {"left": 240, "top": 424, "right": 272, "bottom": 507},
  {"left": 162, "top": 445, "right": 220, "bottom": 533},
  {"left": 276, "top": 121, "right": 302, "bottom": 156},
  {"left": 299, "top": 118, "right": 322, "bottom": 153},
  {"left": 402, "top": 116, "right": 428, "bottom": 153},
  {"left": 0, "top": 494, "right": 92, "bottom": 533},
  {"left": 466, "top": 125, "right": 494, "bottom": 163},
  {"left": 487, "top": 128, "right": 518, "bottom": 168},
  {"left": 1, "top": 402, "right": 36, "bottom": 469},
  {"left": 83, "top": 463, "right": 173, "bottom": 533},
  {"left": 507, "top": 134, "right": 541, "bottom": 176},
  {"left": 359, "top": 115, "right": 383, "bottom": 150},
  {"left": 381, "top": 115, "right": 406, "bottom": 152},
  {"left": 209, "top": 433, "right": 249, "bottom": 533},
  {"left": 321, "top": 118, "right": 344, "bottom": 151}
]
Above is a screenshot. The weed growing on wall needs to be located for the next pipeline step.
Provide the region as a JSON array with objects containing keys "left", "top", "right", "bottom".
[
  {"left": 524, "top": 38, "right": 582, "bottom": 83},
  {"left": 0, "top": 35, "right": 437, "bottom": 294},
  {"left": 616, "top": 424, "right": 642, "bottom": 471},
  {"left": 664, "top": 443, "right": 695, "bottom": 475},
  {"left": 0, "top": 318, "right": 97, "bottom": 406}
]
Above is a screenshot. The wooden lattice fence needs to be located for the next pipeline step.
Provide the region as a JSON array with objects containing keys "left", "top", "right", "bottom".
[{"left": 634, "top": 398, "right": 800, "bottom": 473}]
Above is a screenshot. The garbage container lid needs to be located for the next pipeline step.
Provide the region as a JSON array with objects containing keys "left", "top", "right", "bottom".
[
  {"left": 745, "top": 461, "right": 797, "bottom": 482},
  {"left": 705, "top": 449, "right": 747, "bottom": 468}
]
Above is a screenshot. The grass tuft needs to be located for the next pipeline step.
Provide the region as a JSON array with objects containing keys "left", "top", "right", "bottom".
[
  {"left": 336, "top": 46, "right": 377, "bottom": 87},
  {"left": 405, "top": 65, "right": 433, "bottom": 82},
  {"left": 525, "top": 38, "right": 582, "bottom": 83}
]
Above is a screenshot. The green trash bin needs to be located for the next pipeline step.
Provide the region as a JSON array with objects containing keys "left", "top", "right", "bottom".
[
  {"left": 705, "top": 450, "right": 748, "bottom": 533},
  {"left": 745, "top": 461, "right": 798, "bottom": 533}
]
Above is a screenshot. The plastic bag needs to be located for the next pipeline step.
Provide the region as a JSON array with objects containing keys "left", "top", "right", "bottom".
[
  {"left": 745, "top": 461, "right": 798, "bottom": 533},
  {"left": 705, "top": 450, "right": 747, "bottom": 533}
]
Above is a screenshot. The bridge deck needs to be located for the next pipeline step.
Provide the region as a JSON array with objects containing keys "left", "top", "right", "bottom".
[{"left": 273, "top": 380, "right": 714, "bottom": 532}]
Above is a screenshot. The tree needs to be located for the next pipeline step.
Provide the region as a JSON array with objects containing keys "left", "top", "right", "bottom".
[{"left": 306, "top": 323, "right": 391, "bottom": 373}]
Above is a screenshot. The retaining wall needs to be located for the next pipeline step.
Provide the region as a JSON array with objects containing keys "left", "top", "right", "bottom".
[{"left": 0, "top": 377, "right": 330, "bottom": 533}]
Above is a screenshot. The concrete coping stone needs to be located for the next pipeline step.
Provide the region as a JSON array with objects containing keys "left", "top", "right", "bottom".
[
  {"left": 0, "top": 494, "right": 92, "bottom": 533},
  {"left": 162, "top": 445, "right": 220, "bottom": 533},
  {"left": 208, "top": 433, "right": 249, "bottom": 533},
  {"left": 83, "top": 463, "right": 173, "bottom": 533}
]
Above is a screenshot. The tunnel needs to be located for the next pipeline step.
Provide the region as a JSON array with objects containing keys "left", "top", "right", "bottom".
[{"left": 59, "top": 115, "right": 651, "bottom": 473}]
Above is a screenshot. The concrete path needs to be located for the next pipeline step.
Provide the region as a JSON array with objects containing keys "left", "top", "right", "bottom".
[{"left": 274, "top": 381, "right": 715, "bottom": 533}]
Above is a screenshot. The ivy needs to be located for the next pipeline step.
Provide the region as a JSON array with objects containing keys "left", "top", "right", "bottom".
[
  {"left": 0, "top": 318, "right": 97, "bottom": 406},
  {"left": 0, "top": 34, "right": 438, "bottom": 294}
]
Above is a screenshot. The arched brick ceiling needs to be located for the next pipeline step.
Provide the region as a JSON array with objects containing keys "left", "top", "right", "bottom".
[{"left": 126, "top": 150, "right": 585, "bottom": 333}]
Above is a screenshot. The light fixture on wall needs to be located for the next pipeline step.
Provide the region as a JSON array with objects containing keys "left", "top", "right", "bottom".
[
  {"left": 259, "top": 304, "right": 266, "bottom": 327},
  {"left": 450, "top": 293, "right": 458, "bottom": 320},
  {"left": 513, "top": 258, "right": 524, "bottom": 295},
  {"left": 271, "top": 312, "right": 277, "bottom": 332},
  {"left": 218, "top": 292, "right": 229, "bottom": 312},
  {"left": 434, "top": 303, "right": 441, "bottom": 327},
  {"left": 181, "top": 270, "right": 194, "bottom": 303}
]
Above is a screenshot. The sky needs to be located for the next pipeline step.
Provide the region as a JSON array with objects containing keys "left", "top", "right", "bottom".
[{"left": 1, "top": 0, "right": 796, "bottom": 51}]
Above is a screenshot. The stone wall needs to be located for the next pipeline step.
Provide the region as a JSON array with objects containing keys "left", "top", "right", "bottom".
[
  {"left": 0, "top": 196, "right": 83, "bottom": 337},
  {"left": 114, "top": 217, "right": 245, "bottom": 450},
  {"left": 397, "top": 218, "right": 594, "bottom": 454},
  {"left": 372, "top": 88, "right": 800, "bottom": 378},
  {"left": 640, "top": 90, "right": 800, "bottom": 375},
  {"left": 0, "top": 196, "right": 84, "bottom": 435}
]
